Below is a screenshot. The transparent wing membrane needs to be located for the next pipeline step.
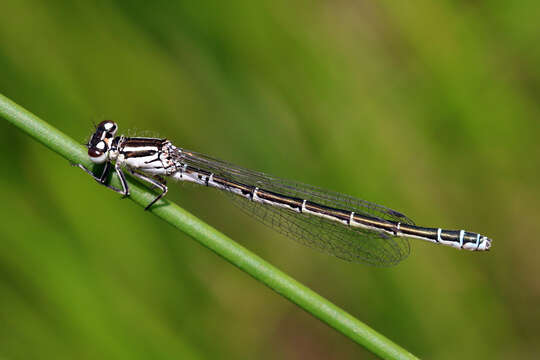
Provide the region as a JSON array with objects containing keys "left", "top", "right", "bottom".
[
  {"left": 176, "top": 149, "right": 411, "bottom": 266},
  {"left": 226, "top": 192, "right": 410, "bottom": 265},
  {"left": 177, "top": 149, "right": 415, "bottom": 224}
]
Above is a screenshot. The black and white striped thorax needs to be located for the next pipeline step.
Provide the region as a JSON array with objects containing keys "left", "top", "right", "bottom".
[
  {"left": 79, "top": 121, "right": 492, "bottom": 266},
  {"left": 111, "top": 137, "right": 179, "bottom": 176}
]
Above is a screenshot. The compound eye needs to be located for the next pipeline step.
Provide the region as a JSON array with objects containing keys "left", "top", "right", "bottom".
[
  {"left": 88, "top": 148, "right": 103, "bottom": 158},
  {"left": 88, "top": 147, "right": 107, "bottom": 163}
]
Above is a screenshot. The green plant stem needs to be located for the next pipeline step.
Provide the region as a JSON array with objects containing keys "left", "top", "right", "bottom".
[{"left": 0, "top": 92, "right": 418, "bottom": 360}]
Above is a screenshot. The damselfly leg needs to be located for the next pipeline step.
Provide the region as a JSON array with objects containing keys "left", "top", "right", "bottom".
[
  {"left": 126, "top": 168, "right": 168, "bottom": 210},
  {"left": 74, "top": 161, "right": 169, "bottom": 210},
  {"left": 73, "top": 162, "right": 129, "bottom": 197}
]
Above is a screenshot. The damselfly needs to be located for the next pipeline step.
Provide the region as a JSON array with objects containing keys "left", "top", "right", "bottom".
[{"left": 75, "top": 121, "right": 492, "bottom": 266}]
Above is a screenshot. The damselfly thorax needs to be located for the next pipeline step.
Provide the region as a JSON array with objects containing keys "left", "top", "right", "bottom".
[{"left": 76, "top": 121, "right": 492, "bottom": 266}]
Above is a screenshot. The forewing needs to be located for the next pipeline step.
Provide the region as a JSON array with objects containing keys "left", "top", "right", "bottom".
[
  {"left": 225, "top": 191, "right": 410, "bottom": 265},
  {"left": 172, "top": 148, "right": 411, "bottom": 265},
  {"left": 176, "top": 148, "right": 415, "bottom": 225}
]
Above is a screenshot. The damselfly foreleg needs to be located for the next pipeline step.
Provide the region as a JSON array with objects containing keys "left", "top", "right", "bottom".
[{"left": 73, "top": 161, "right": 129, "bottom": 196}]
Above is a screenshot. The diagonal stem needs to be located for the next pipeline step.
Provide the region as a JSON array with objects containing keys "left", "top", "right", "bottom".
[{"left": 0, "top": 92, "right": 418, "bottom": 360}]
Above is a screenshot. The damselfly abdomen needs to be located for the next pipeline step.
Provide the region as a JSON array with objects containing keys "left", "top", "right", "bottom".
[{"left": 75, "top": 121, "right": 492, "bottom": 266}]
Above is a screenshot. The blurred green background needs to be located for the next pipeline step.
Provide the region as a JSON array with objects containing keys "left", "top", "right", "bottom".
[{"left": 1, "top": 1, "right": 539, "bottom": 359}]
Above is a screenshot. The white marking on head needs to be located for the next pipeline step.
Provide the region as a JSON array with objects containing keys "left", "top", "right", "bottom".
[
  {"left": 459, "top": 230, "right": 465, "bottom": 249},
  {"left": 96, "top": 141, "right": 107, "bottom": 151},
  {"left": 103, "top": 121, "right": 115, "bottom": 130},
  {"left": 437, "top": 228, "right": 442, "bottom": 243}
]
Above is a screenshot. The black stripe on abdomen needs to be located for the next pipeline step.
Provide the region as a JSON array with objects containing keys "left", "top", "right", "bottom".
[
  {"left": 256, "top": 189, "right": 303, "bottom": 211},
  {"left": 304, "top": 201, "right": 351, "bottom": 223}
]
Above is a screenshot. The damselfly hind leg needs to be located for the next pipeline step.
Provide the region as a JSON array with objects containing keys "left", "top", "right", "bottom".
[{"left": 127, "top": 168, "right": 168, "bottom": 210}]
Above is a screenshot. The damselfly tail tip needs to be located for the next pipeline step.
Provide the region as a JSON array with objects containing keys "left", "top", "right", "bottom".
[
  {"left": 462, "top": 234, "right": 491, "bottom": 251},
  {"left": 475, "top": 235, "right": 491, "bottom": 251},
  {"left": 482, "top": 236, "right": 492, "bottom": 251}
]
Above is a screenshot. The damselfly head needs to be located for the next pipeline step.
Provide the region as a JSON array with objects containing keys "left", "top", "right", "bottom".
[{"left": 87, "top": 120, "right": 118, "bottom": 163}]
